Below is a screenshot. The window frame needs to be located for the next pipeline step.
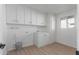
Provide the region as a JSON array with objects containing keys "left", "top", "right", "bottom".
[
  {"left": 60, "top": 16, "right": 75, "bottom": 29},
  {"left": 60, "top": 18, "right": 67, "bottom": 29}
]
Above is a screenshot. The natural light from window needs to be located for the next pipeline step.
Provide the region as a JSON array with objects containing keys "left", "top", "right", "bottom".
[
  {"left": 61, "top": 19, "right": 67, "bottom": 28},
  {"left": 60, "top": 17, "right": 75, "bottom": 29},
  {"left": 68, "top": 18, "right": 75, "bottom": 28}
]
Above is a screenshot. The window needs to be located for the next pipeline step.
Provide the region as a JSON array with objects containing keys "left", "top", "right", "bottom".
[
  {"left": 67, "top": 17, "right": 75, "bottom": 28},
  {"left": 60, "top": 16, "right": 75, "bottom": 29},
  {"left": 61, "top": 19, "right": 67, "bottom": 28}
]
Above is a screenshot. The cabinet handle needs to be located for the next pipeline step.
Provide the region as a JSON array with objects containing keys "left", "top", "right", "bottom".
[{"left": 25, "top": 32, "right": 28, "bottom": 33}]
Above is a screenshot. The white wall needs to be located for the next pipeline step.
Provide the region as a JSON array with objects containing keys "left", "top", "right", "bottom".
[
  {"left": 46, "top": 14, "right": 56, "bottom": 43},
  {"left": 0, "top": 4, "right": 7, "bottom": 54},
  {"left": 76, "top": 5, "right": 79, "bottom": 51},
  {"left": 56, "top": 9, "right": 77, "bottom": 48}
]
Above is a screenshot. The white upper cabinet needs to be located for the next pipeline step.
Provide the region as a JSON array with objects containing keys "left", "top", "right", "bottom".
[
  {"left": 6, "top": 5, "right": 17, "bottom": 24},
  {"left": 25, "top": 8, "right": 32, "bottom": 24},
  {"left": 31, "top": 10, "right": 37, "bottom": 25},
  {"left": 6, "top": 5, "right": 46, "bottom": 26},
  {"left": 17, "top": 5, "right": 25, "bottom": 24},
  {"left": 40, "top": 14, "right": 46, "bottom": 25},
  {"left": 37, "top": 13, "right": 46, "bottom": 26}
]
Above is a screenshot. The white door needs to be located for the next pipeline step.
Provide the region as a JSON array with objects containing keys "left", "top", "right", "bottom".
[
  {"left": 17, "top": 5, "right": 25, "bottom": 24},
  {"left": 25, "top": 8, "right": 32, "bottom": 25},
  {"left": 6, "top": 5, "right": 17, "bottom": 24}
]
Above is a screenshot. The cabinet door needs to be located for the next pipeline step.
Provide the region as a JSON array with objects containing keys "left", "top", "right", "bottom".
[
  {"left": 40, "top": 14, "right": 46, "bottom": 25},
  {"left": 6, "top": 5, "right": 17, "bottom": 24},
  {"left": 37, "top": 13, "right": 45, "bottom": 26},
  {"left": 25, "top": 8, "right": 32, "bottom": 25},
  {"left": 31, "top": 11, "right": 37, "bottom": 25},
  {"left": 22, "top": 32, "right": 33, "bottom": 47},
  {"left": 7, "top": 26, "right": 16, "bottom": 50},
  {"left": 17, "top": 6, "right": 25, "bottom": 24},
  {"left": 15, "top": 27, "right": 34, "bottom": 47}
]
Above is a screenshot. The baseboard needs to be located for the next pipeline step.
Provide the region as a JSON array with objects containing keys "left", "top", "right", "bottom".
[
  {"left": 7, "top": 43, "right": 34, "bottom": 52},
  {"left": 56, "top": 41, "right": 76, "bottom": 49},
  {"left": 76, "top": 51, "right": 79, "bottom": 55},
  {"left": 22, "top": 43, "right": 33, "bottom": 48},
  {"left": 8, "top": 48, "right": 16, "bottom": 52}
]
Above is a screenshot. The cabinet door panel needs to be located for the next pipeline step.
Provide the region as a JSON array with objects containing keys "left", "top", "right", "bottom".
[
  {"left": 31, "top": 11, "right": 37, "bottom": 25},
  {"left": 25, "top": 8, "right": 32, "bottom": 24},
  {"left": 40, "top": 14, "right": 45, "bottom": 25},
  {"left": 37, "top": 13, "right": 45, "bottom": 26},
  {"left": 6, "top": 5, "right": 17, "bottom": 24},
  {"left": 17, "top": 6, "right": 24, "bottom": 24},
  {"left": 7, "top": 26, "right": 16, "bottom": 50}
]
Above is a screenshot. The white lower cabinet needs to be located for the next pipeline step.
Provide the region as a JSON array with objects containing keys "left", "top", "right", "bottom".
[
  {"left": 16, "top": 31, "right": 33, "bottom": 47},
  {"left": 7, "top": 26, "right": 16, "bottom": 50}
]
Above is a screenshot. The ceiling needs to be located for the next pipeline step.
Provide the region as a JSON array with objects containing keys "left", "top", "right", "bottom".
[{"left": 23, "top": 4, "right": 76, "bottom": 14}]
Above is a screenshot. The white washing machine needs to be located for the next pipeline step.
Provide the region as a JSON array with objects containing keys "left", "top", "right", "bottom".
[{"left": 34, "top": 31, "right": 49, "bottom": 48}]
